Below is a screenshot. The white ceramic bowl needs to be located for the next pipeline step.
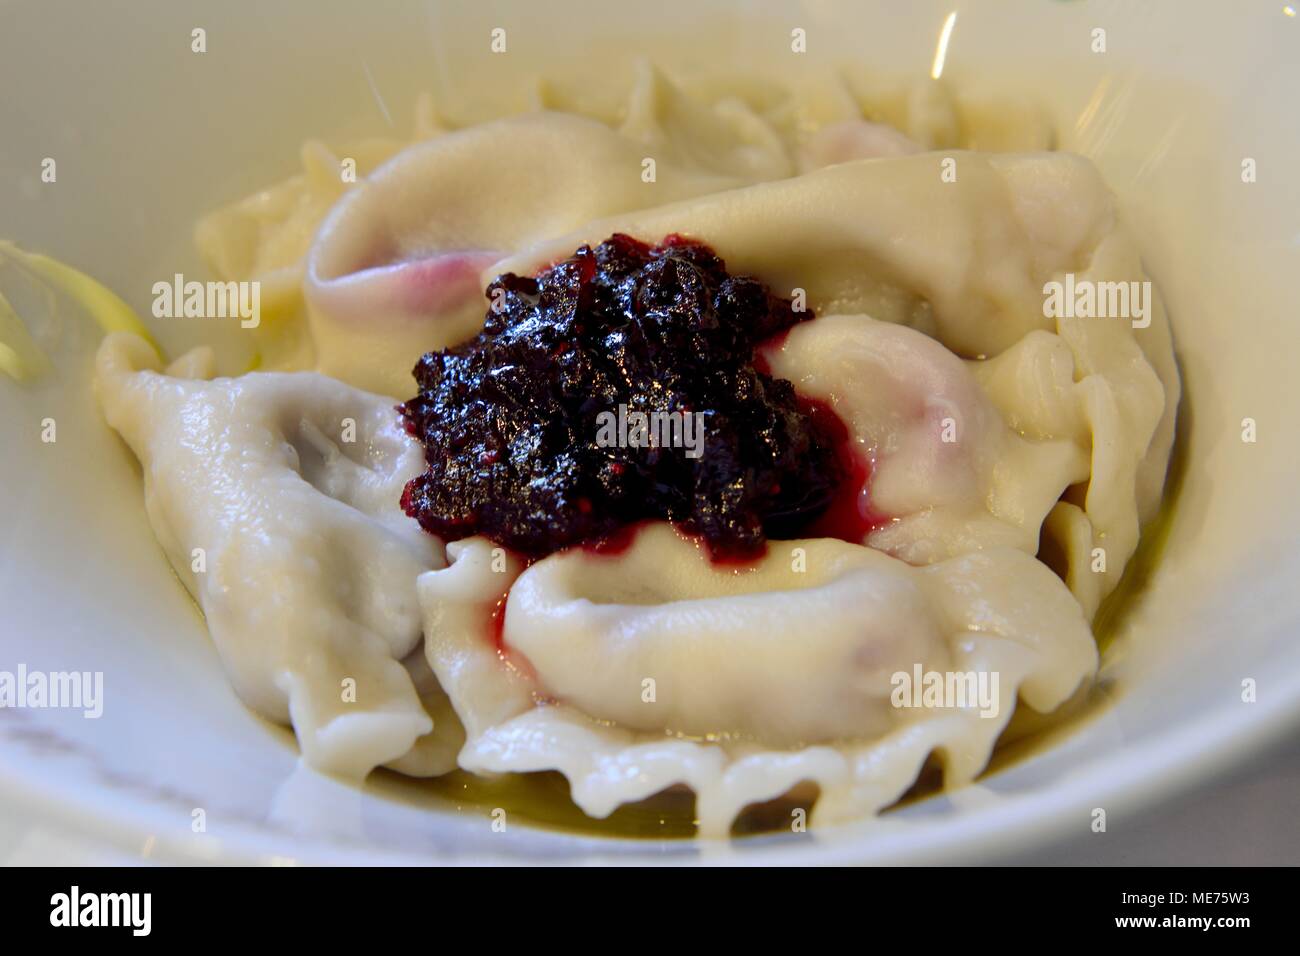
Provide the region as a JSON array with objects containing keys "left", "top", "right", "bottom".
[{"left": 1, "top": 0, "right": 1298, "bottom": 864}]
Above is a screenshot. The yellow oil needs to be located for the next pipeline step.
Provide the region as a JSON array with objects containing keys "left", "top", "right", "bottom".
[
  {"left": 386, "top": 770, "right": 700, "bottom": 838},
  {"left": 369, "top": 765, "right": 819, "bottom": 839},
  {"left": 1091, "top": 409, "right": 1189, "bottom": 654}
]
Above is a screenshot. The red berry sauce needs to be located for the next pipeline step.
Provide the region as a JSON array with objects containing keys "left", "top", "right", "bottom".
[{"left": 400, "top": 234, "right": 862, "bottom": 562}]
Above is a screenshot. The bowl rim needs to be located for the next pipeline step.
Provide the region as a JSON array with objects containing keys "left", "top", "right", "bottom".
[{"left": 3, "top": 653, "right": 1298, "bottom": 865}]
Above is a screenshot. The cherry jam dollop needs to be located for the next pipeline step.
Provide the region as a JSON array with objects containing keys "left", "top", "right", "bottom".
[{"left": 399, "top": 234, "right": 844, "bottom": 559}]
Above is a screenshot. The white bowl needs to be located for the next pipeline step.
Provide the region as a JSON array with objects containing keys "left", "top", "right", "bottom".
[{"left": 2, "top": 0, "right": 1298, "bottom": 864}]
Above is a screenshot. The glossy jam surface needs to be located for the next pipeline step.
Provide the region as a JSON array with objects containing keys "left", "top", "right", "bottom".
[{"left": 401, "top": 234, "right": 845, "bottom": 559}]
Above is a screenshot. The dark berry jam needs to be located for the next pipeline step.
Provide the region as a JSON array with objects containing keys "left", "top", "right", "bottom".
[{"left": 399, "top": 233, "right": 845, "bottom": 560}]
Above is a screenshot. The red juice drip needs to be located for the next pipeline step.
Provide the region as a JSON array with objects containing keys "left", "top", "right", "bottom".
[
  {"left": 700, "top": 539, "right": 770, "bottom": 569},
  {"left": 752, "top": 332, "right": 790, "bottom": 375},
  {"left": 581, "top": 521, "right": 645, "bottom": 557},
  {"left": 485, "top": 591, "right": 539, "bottom": 682},
  {"left": 487, "top": 595, "right": 508, "bottom": 654},
  {"left": 579, "top": 520, "right": 768, "bottom": 570},
  {"left": 797, "top": 397, "right": 890, "bottom": 544}
]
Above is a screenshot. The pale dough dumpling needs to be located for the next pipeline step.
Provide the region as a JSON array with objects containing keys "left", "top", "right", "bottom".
[
  {"left": 507, "top": 524, "right": 949, "bottom": 745},
  {"left": 616, "top": 60, "right": 792, "bottom": 181},
  {"left": 763, "top": 313, "right": 1090, "bottom": 565},
  {"left": 418, "top": 524, "right": 1097, "bottom": 834},
  {"left": 124, "top": 71, "right": 1180, "bottom": 837},
  {"left": 972, "top": 226, "right": 1178, "bottom": 614},
  {"left": 304, "top": 112, "right": 743, "bottom": 395},
  {"left": 494, "top": 151, "right": 1118, "bottom": 356},
  {"left": 796, "top": 119, "right": 924, "bottom": 172},
  {"left": 95, "top": 331, "right": 457, "bottom": 779},
  {"left": 496, "top": 149, "right": 1177, "bottom": 614}
]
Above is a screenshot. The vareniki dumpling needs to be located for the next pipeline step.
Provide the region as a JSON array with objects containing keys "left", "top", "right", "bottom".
[
  {"left": 417, "top": 527, "right": 1096, "bottom": 834},
  {"left": 98, "top": 68, "right": 1179, "bottom": 835},
  {"left": 95, "top": 332, "right": 455, "bottom": 779}
]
